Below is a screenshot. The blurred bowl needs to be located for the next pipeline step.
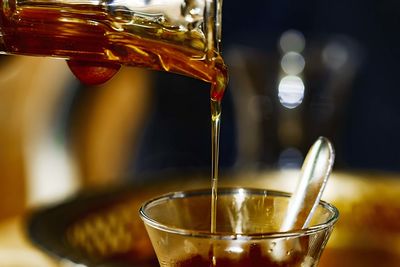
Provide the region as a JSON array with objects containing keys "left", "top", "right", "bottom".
[{"left": 27, "top": 170, "right": 400, "bottom": 266}]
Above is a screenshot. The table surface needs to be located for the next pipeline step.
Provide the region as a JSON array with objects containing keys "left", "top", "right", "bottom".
[
  {"left": 0, "top": 217, "right": 58, "bottom": 266},
  {"left": 1, "top": 170, "right": 400, "bottom": 267}
]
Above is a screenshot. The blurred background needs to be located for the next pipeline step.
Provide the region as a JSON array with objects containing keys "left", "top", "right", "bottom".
[{"left": 0, "top": 0, "right": 400, "bottom": 266}]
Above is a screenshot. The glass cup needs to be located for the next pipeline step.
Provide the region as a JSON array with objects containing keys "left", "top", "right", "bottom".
[{"left": 139, "top": 188, "right": 338, "bottom": 267}]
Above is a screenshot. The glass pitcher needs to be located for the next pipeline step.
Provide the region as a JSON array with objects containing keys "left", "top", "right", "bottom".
[{"left": 0, "top": 0, "right": 226, "bottom": 97}]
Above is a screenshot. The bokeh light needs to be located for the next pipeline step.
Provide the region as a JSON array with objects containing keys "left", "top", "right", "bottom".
[{"left": 278, "top": 75, "right": 305, "bottom": 109}]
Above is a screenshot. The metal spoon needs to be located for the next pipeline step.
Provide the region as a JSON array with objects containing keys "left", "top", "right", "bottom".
[
  {"left": 271, "top": 137, "right": 335, "bottom": 261},
  {"left": 281, "top": 136, "right": 335, "bottom": 231}
]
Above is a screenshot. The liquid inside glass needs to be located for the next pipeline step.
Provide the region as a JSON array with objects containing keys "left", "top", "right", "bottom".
[{"left": 140, "top": 189, "right": 338, "bottom": 267}]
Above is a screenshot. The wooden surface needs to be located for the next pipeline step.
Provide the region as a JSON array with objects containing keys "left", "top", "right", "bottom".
[{"left": 1, "top": 171, "right": 400, "bottom": 266}]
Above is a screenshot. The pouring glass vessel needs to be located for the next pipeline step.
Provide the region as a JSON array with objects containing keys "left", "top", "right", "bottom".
[{"left": 0, "top": 0, "right": 226, "bottom": 97}]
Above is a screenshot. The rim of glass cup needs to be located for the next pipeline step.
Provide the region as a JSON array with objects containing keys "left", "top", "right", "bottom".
[{"left": 139, "top": 188, "right": 339, "bottom": 240}]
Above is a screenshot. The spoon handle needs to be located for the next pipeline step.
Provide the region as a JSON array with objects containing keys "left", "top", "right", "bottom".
[{"left": 281, "top": 136, "right": 335, "bottom": 231}]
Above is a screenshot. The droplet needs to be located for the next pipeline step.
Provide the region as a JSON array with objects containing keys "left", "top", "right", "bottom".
[{"left": 67, "top": 60, "right": 120, "bottom": 85}]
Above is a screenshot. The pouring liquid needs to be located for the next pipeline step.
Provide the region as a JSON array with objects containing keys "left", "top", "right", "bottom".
[{"left": 0, "top": 0, "right": 227, "bottom": 232}]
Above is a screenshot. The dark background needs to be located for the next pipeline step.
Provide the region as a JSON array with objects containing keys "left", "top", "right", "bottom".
[{"left": 131, "top": 0, "right": 400, "bottom": 175}]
